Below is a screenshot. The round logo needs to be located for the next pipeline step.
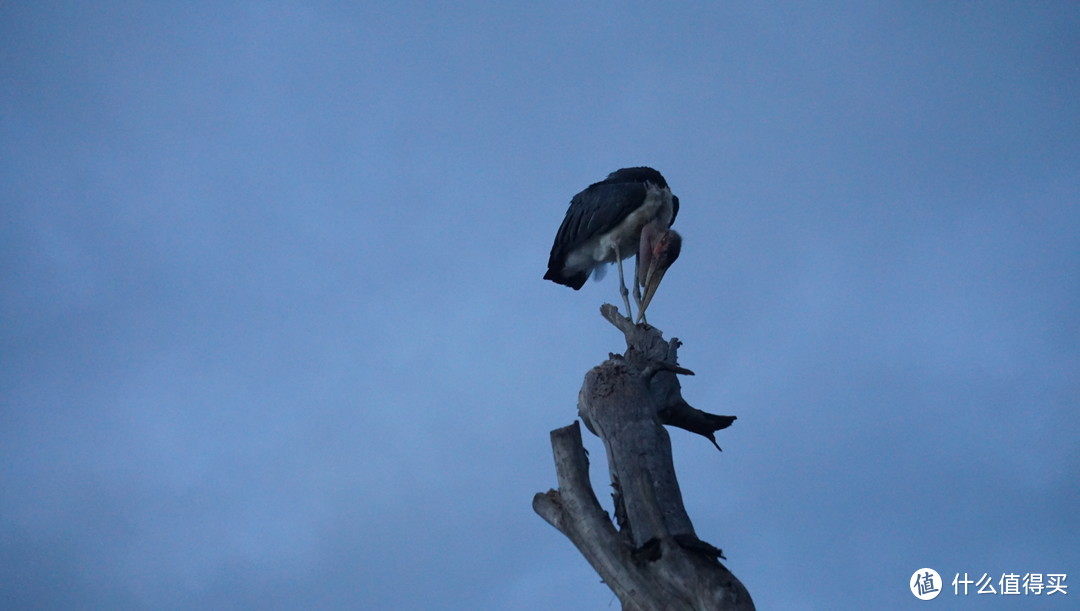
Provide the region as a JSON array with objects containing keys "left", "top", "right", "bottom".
[{"left": 910, "top": 568, "right": 942, "bottom": 600}]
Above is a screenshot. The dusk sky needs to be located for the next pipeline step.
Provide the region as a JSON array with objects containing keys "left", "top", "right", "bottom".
[{"left": 2, "top": 2, "right": 1078, "bottom": 609}]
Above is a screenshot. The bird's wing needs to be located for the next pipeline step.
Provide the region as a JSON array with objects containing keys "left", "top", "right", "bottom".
[{"left": 546, "top": 181, "right": 649, "bottom": 270}]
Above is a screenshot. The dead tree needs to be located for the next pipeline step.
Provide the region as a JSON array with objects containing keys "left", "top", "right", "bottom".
[{"left": 533, "top": 305, "right": 754, "bottom": 611}]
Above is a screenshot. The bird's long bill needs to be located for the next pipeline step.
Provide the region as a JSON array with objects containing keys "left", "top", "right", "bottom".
[{"left": 637, "top": 258, "right": 668, "bottom": 321}]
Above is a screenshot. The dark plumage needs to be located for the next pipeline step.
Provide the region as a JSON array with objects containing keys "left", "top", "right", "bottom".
[{"left": 544, "top": 167, "right": 682, "bottom": 323}]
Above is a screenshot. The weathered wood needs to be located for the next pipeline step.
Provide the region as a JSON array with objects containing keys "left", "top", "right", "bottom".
[
  {"left": 534, "top": 305, "right": 754, "bottom": 610},
  {"left": 598, "top": 304, "right": 736, "bottom": 451}
]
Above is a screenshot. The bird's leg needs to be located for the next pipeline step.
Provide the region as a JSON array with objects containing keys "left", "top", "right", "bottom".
[
  {"left": 633, "top": 255, "right": 647, "bottom": 324},
  {"left": 613, "top": 243, "right": 634, "bottom": 321}
]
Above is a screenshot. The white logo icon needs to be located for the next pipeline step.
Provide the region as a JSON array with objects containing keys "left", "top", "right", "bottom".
[{"left": 911, "top": 568, "right": 942, "bottom": 600}]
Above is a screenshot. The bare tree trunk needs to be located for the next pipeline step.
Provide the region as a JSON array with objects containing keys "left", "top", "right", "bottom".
[{"left": 534, "top": 305, "right": 754, "bottom": 611}]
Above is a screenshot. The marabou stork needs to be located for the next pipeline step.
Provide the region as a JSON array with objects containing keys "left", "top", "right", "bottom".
[{"left": 544, "top": 167, "right": 682, "bottom": 323}]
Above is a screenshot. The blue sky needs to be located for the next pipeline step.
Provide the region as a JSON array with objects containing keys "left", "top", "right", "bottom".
[{"left": 2, "top": 2, "right": 1077, "bottom": 609}]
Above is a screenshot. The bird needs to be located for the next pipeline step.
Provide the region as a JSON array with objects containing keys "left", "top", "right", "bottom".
[{"left": 544, "top": 167, "right": 682, "bottom": 323}]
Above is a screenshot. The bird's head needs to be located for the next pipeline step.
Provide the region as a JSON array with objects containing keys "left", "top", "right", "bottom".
[{"left": 637, "top": 221, "right": 682, "bottom": 319}]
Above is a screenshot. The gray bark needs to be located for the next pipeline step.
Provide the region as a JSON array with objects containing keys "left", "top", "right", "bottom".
[{"left": 533, "top": 305, "right": 754, "bottom": 611}]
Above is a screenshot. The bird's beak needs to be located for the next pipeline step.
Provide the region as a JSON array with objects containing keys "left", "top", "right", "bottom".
[{"left": 637, "top": 258, "right": 668, "bottom": 323}]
